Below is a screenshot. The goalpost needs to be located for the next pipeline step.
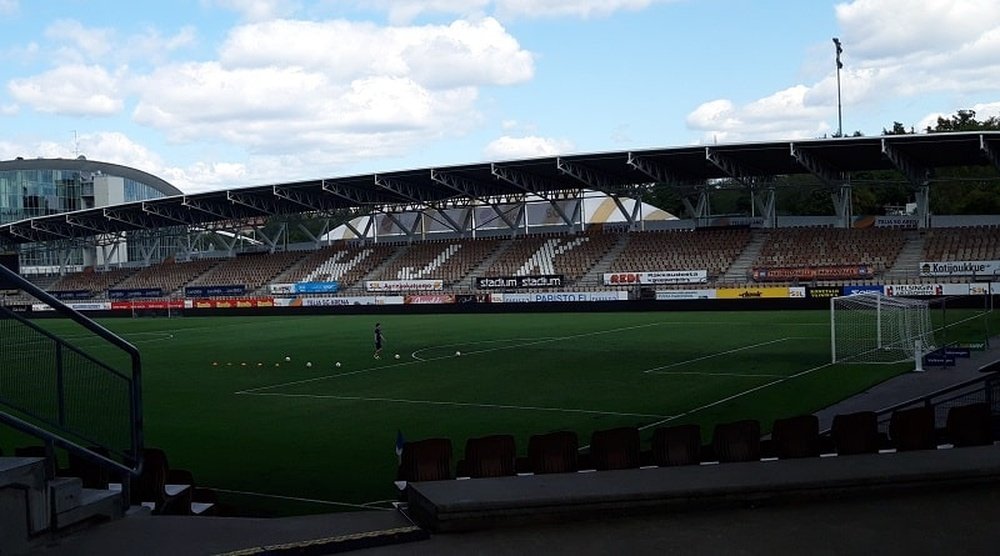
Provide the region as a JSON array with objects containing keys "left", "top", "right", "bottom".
[{"left": 830, "top": 292, "right": 936, "bottom": 366}]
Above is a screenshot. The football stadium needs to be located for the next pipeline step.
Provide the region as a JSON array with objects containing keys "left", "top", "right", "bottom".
[{"left": 3, "top": 132, "right": 1000, "bottom": 553}]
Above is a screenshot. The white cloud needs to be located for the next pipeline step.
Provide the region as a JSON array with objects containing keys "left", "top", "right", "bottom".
[
  {"left": 356, "top": 0, "right": 670, "bottom": 23},
  {"left": 45, "top": 20, "right": 114, "bottom": 64},
  {"left": 8, "top": 65, "right": 123, "bottom": 116},
  {"left": 483, "top": 135, "right": 574, "bottom": 159},
  {"left": 0, "top": 0, "right": 17, "bottom": 15},
  {"left": 130, "top": 17, "right": 529, "bottom": 159},
  {"left": 687, "top": 0, "right": 1000, "bottom": 141},
  {"left": 205, "top": 0, "right": 302, "bottom": 21},
  {"left": 0, "top": 103, "right": 17, "bottom": 116}
]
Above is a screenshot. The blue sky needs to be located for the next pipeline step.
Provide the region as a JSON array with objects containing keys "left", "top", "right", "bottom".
[{"left": 1, "top": 0, "right": 999, "bottom": 192}]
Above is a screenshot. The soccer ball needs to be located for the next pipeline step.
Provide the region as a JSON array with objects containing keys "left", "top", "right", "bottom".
[
  {"left": 395, "top": 354, "right": 400, "bottom": 359},
  {"left": 335, "top": 361, "right": 342, "bottom": 368},
  {"left": 284, "top": 356, "right": 291, "bottom": 362},
  {"left": 306, "top": 362, "right": 312, "bottom": 368},
  {"left": 455, "top": 351, "right": 461, "bottom": 356}
]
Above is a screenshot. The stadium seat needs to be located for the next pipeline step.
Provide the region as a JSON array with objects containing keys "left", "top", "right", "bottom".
[
  {"left": 770, "top": 415, "right": 820, "bottom": 459},
  {"left": 831, "top": 411, "right": 881, "bottom": 455},
  {"left": 67, "top": 446, "right": 112, "bottom": 489},
  {"left": 946, "top": 402, "right": 994, "bottom": 447},
  {"left": 589, "top": 427, "right": 640, "bottom": 471},
  {"left": 457, "top": 434, "right": 517, "bottom": 478},
  {"left": 650, "top": 424, "right": 701, "bottom": 467},
  {"left": 889, "top": 406, "right": 938, "bottom": 451},
  {"left": 397, "top": 438, "right": 453, "bottom": 483},
  {"left": 167, "top": 468, "right": 218, "bottom": 516},
  {"left": 129, "top": 448, "right": 193, "bottom": 515},
  {"left": 526, "top": 431, "right": 579, "bottom": 475},
  {"left": 711, "top": 420, "right": 761, "bottom": 463}
]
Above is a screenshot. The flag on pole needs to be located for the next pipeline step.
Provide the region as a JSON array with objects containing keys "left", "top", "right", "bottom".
[
  {"left": 395, "top": 429, "right": 406, "bottom": 463},
  {"left": 833, "top": 38, "right": 844, "bottom": 69}
]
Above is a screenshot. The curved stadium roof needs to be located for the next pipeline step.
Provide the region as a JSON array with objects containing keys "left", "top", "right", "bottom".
[{"left": 2, "top": 132, "right": 999, "bottom": 247}]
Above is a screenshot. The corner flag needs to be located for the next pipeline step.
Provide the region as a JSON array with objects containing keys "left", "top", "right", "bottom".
[{"left": 395, "top": 429, "right": 406, "bottom": 463}]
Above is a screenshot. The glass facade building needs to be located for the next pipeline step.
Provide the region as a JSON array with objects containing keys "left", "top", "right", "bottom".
[{"left": 0, "top": 158, "right": 182, "bottom": 269}]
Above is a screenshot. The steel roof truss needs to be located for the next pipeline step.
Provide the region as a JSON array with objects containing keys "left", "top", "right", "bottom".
[
  {"left": 30, "top": 219, "right": 73, "bottom": 239},
  {"left": 321, "top": 180, "right": 380, "bottom": 205},
  {"left": 706, "top": 148, "right": 769, "bottom": 187},
  {"left": 227, "top": 191, "right": 278, "bottom": 215},
  {"left": 881, "top": 139, "right": 932, "bottom": 186},
  {"left": 183, "top": 198, "right": 243, "bottom": 221},
  {"left": 65, "top": 214, "right": 117, "bottom": 234},
  {"left": 980, "top": 135, "right": 1000, "bottom": 172},
  {"left": 790, "top": 144, "right": 846, "bottom": 186},
  {"left": 142, "top": 202, "right": 194, "bottom": 225},
  {"left": 375, "top": 175, "right": 437, "bottom": 204},
  {"left": 430, "top": 169, "right": 490, "bottom": 201},
  {"left": 627, "top": 153, "right": 693, "bottom": 186},
  {"left": 273, "top": 186, "right": 340, "bottom": 212}
]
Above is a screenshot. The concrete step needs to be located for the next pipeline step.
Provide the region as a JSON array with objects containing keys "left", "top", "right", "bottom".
[{"left": 53, "top": 487, "right": 123, "bottom": 530}]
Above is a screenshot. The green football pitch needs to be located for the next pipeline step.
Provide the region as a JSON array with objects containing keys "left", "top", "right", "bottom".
[{"left": 4, "top": 308, "right": 996, "bottom": 515}]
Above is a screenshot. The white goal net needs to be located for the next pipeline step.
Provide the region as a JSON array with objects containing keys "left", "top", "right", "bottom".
[{"left": 831, "top": 292, "right": 936, "bottom": 364}]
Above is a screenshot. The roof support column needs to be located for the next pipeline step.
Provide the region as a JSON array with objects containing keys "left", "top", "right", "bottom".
[
  {"left": 753, "top": 187, "right": 777, "bottom": 228},
  {"left": 882, "top": 139, "right": 932, "bottom": 229},
  {"left": 682, "top": 189, "right": 711, "bottom": 221},
  {"left": 832, "top": 184, "right": 853, "bottom": 229}
]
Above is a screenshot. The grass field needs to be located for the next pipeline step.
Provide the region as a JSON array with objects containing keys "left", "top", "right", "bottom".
[{"left": 3, "top": 308, "right": 996, "bottom": 516}]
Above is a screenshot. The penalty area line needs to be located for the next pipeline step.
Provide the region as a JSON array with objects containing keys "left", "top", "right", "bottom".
[
  {"left": 644, "top": 337, "right": 794, "bottom": 374},
  {"left": 640, "top": 360, "right": 836, "bottom": 432},
  {"left": 239, "top": 391, "right": 675, "bottom": 419}
]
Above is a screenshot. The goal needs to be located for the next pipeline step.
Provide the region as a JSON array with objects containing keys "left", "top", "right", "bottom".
[{"left": 830, "top": 292, "right": 935, "bottom": 365}]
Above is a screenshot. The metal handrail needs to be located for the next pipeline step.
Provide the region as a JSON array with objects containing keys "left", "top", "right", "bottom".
[{"left": 0, "top": 264, "right": 144, "bottom": 478}]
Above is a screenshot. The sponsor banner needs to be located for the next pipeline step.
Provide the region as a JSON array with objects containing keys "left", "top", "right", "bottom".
[
  {"left": 884, "top": 284, "right": 944, "bottom": 297},
  {"left": 109, "top": 288, "right": 163, "bottom": 300},
  {"left": 807, "top": 286, "right": 843, "bottom": 298},
  {"left": 270, "top": 283, "right": 294, "bottom": 294},
  {"left": 476, "top": 275, "right": 564, "bottom": 289},
  {"left": 789, "top": 287, "right": 806, "bottom": 298},
  {"left": 752, "top": 265, "right": 873, "bottom": 281},
  {"left": 300, "top": 296, "right": 405, "bottom": 307},
  {"left": 919, "top": 260, "right": 1000, "bottom": 277},
  {"left": 405, "top": 294, "right": 455, "bottom": 305},
  {"left": 716, "top": 287, "right": 792, "bottom": 299},
  {"left": 5, "top": 304, "right": 31, "bottom": 313},
  {"left": 455, "top": 294, "right": 490, "bottom": 304},
  {"left": 365, "top": 280, "right": 443, "bottom": 292},
  {"left": 294, "top": 282, "right": 340, "bottom": 294},
  {"left": 49, "top": 290, "right": 92, "bottom": 300},
  {"left": 110, "top": 300, "right": 184, "bottom": 310},
  {"left": 654, "top": 289, "right": 717, "bottom": 300},
  {"left": 499, "top": 291, "right": 628, "bottom": 303},
  {"left": 184, "top": 285, "right": 246, "bottom": 297},
  {"left": 843, "top": 285, "right": 883, "bottom": 295},
  {"left": 970, "top": 284, "right": 991, "bottom": 296},
  {"left": 66, "top": 301, "right": 112, "bottom": 311},
  {"left": 603, "top": 270, "right": 707, "bottom": 286},
  {"left": 875, "top": 215, "right": 919, "bottom": 229},
  {"left": 191, "top": 297, "right": 275, "bottom": 309},
  {"left": 31, "top": 304, "right": 55, "bottom": 312}
]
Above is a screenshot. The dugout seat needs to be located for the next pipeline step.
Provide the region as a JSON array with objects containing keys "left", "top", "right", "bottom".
[
  {"left": 711, "top": 420, "right": 761, "bottom": 463},
  {"left": 831, "top": 411, "right": 881, "bottom": 455},
  {"left": 650, "top": 424, "right": 701, "bottom": 467},
  {"left": 588, "top": 427, "right": 640, "bottom": 471},
  {"left": 457, "top": 434, "right": 517, "bottom": 478},
  {"left": 397, "top": 438, "right": 453, "bottom": 483},
  {"left": 526, "top": 431, "right": 579, "bottom": 474},
  {"left": 946, "top": 402, "right": 994, "bottom": 447},
  {"left": 769, "top": 414, "right": 820, "bottom": 459},
  {"left": 889, "top": 406, "right": 938, "bottom": 451}
]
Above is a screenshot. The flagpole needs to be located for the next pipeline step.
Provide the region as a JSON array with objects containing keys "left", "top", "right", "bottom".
[{"left": 833, "top": 37, "right": 843, "bottom": 137}]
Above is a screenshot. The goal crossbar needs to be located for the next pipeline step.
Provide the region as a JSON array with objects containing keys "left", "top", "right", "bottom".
[{"left": 831, "top": 292, "right": 935, "bottom": 365}]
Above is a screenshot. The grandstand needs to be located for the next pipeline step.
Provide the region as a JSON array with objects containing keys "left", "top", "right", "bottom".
[{"left": 3, "top": 132, "right": 1000, "bottom": 554}]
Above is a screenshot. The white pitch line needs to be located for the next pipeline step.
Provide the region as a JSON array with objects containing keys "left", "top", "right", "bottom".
[
  {"left": 238, "top": 321, "right": 674, "bottom": 395},
  {"left": 638, "top": 360, "right": 836, "bottom": 432},
  {"left": 643, "top": 337, "right": 794, "bottom": 374},
  {"left": 240, "top": 391, "right": 674, "bottom": 419},
  {"left": 209, "top": 487, "right": 393, "bottom": 511},
  {"left": 648, "top": 371, "right": 786, "bottom": 378}
]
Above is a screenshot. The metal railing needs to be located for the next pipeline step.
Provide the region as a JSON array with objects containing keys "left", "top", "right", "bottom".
[{"left": 0, "top": 264, "right": 143, "bottom": 487}]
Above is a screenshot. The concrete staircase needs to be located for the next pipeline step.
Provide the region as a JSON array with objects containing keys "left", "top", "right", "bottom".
[
  {"left": 578, "top": 233, "right": 630, "bottom": 287},
  {"left": 1, "top": 456, "right": 123, "bottom": 555},
  {"left": 343, "top": 245, "right": 406, "bottom": 294},
  {"left": 454, "top": 238, "right": 516, "bottom": 291},
  {"left": 718, "top": 230, "right": 768, "bottom": 283},
  {"left": 882, "top": 231, "right": 925, "bottom": 282}
]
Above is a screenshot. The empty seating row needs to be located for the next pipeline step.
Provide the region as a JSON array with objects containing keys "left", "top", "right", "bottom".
[{"left": 398, "top": 402, "right": 995, "bottom": 484}]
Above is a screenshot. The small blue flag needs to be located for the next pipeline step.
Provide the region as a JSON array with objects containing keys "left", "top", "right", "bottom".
[{"left": 395, "top": 429, "right": 406, "bottom": 463}]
